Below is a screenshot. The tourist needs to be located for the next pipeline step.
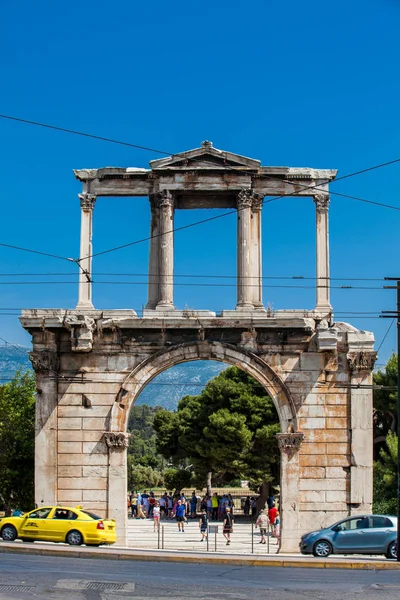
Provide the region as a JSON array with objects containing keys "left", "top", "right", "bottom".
[
  {"left": 255, "top": 510, "right": 269, "bottom": 544},
  {"left": 251, "top": 497, "right": 257, "bottom": 518},
  {"left": 141, "top": 490, "right": 150, "bottom": 516},
  {"left": 153, "top": 501, "right": 161, "bottom": 532},
  {"left": 243, "top": 496, "right": 250, "bottom": 516},
  {"left": 148, "top": 491, "right": 156, "bottom": 517},
  {"left": 167, "top": 493, "right": 173, "bottom": 518},
  {"left": 273, "top": 510, "right": 280, "bottom": 539},
  {"left": 175, "top": 499, "right": 186, "bottom": 532},
  {"left": 222, "top": 507, "right": 233, "bottom": 545},
  {"left": 131, "top": 493, "right": 138, "bottom": 518},
  {"left": 211, "top": 493, "right": 219, "bottom": 521},
  {"left": 268, "top": 502, "right": 278, "bottom": 533},
  {"left": 190, "top": 491, "right": 198, "bottom": 518},
  {"left": 199, "top": 508, "right": 208, "bottom": 542},
  {"left": 206, "top": 494, "right": 212, "bottom": 520}
]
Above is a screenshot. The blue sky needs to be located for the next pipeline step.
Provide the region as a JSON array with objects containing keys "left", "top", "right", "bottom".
[{"left": 0, "top": 0, "right": 399, "bottom": 367}]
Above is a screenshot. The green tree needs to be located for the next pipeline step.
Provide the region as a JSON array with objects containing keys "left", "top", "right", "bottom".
[
  {"left": 373, "top": 353, "right": 397, "bottom": 454},
  {"left": 0, "top": 371, "right": 36, "bottom": 513},
  {"left": 373, "top": 431, "right": 397, "bottom": 515},
  {"left": 153, "top": 366, "right": 280, "bottom": 493}
]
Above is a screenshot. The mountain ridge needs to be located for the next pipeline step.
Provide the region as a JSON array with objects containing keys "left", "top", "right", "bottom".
[{"left": 0, "top": 346, "right": 226, "bottom": 410}]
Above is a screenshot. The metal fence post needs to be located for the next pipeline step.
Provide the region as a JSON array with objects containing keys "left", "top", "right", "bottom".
[
  {"left": 207, "top": 524, "right": 209, "bottom": 552},
  {"left": 251, "top": 522, "right": 254, "bottom": 554},
  {"left": 158, "top": 522, "right": 160, "bottom": 549},
  {"left": 267, "top": 522, "right": 270, "bottom": 553},
  {"left": 162, "top": 525, "right": 164, "bottom": 550}
]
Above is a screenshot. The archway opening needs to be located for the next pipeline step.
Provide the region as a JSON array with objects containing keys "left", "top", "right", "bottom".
[{"left": 125, "top": 359, "right": 282, "bottom": 552}]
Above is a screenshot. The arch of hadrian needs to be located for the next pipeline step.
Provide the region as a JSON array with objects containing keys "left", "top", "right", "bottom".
[{"left": 20, "top": 142, "right": 376, "bottom": 552}]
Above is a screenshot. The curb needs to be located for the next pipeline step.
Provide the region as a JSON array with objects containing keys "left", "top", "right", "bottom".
[{"left": 1, "top": 542, "right": 400, "bottom": 570}]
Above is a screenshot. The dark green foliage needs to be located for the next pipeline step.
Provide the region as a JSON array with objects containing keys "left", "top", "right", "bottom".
[
  {"left": 163, "top": 468, "right": 193, "bottom": 491},
  {"left": 127, "top": 404, "right": 167, "bottom": 488},
  {"left": 0, "top": 371, "right": 36, "bottom": 512},
  {"left": 153, "top": 366, "right": 280, "bottom": 489},
  {"left": 373, "top": 353, "right": 398, "bottom": 454},
  {"left": 373, "top": 431, "right": 397, "bottom": 515}
]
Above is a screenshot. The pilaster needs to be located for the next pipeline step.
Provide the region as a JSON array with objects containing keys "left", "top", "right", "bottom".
[{"left": 29, "top": 333, "right": 59, "bottom": 506}]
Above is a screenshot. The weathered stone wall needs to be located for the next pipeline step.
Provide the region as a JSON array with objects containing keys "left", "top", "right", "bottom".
[{"left": 21, "top": 310, "right": 376, "bottom": 552}]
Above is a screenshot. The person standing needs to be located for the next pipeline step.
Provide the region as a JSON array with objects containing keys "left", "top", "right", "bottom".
[
  {"left": 199, "top": 508, "right": 208, "bottom": 542},
  {"left": 131, "top": 493, "right": 138, "bottom": 519},
  {"left": 190, "top": 491, "right": 198, "bottom": 518},
  {"left": 268, "top": 503, "right": 278, "bottom": 533},
  {"left": 223, "top": 507, "right": 233, "bottom": 545},
  {"left": 141, "top": 490, "right": 150, "bottom": 517},
  {"left": 175, "top": 499, "right": 186, "bottom": 532},
  {"left": 148, "top": 492, "right": 156, "bottom": 518},
  {"left": 211, "top": 493, "right": 219, "bottom": 521},
  {"left": 153, "top": 502, "right": 161, "bottom": 532},
  {"left": 255, "top": 510, "right": 269, "bottom": 544}
]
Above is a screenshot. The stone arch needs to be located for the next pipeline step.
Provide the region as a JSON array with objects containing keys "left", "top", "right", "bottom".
[{"left": 110, "top": 341, "right": 297, "bottom": 434}]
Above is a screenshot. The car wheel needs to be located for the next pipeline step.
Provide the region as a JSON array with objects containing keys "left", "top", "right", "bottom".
[
  {"left": 66, "top": 530, "right": 83, "bottom": 546},
  {"left": 313, "top": 540, "right": 333, "bottom": 558},
  {"left": 1, "top": 525, "right": 17, "bottom": 542},
  {"left": 386, "top": 541, "right": 397, "bottom": 560}
]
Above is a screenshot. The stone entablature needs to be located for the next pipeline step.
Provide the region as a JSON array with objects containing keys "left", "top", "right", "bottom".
[{"left": 73, "top": 142, "right": 337, "bottom": 317}]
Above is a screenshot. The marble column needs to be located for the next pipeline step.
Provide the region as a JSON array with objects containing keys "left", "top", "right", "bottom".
[
  {"left": 236, "top": 189, "right": 254, "bottom": 309},
  {"left": 77, "top": 192, "right": 96, "bottom": 309},
  {"left": 156, "top": 190, "right": 175, "bottom": 310},
  {"left": 146, "top": 194, "right": 160, "bottom": 309},
  {"left": 313, "top": 193, "right": 331, "bottom": 314},
  {"left": 251, "top": 193, "right": 264, "bottom": 309}
]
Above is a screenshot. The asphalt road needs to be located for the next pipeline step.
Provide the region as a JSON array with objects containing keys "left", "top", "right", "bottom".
[{"left": 0, "top": 554, "right": 400, "bottom": 600}]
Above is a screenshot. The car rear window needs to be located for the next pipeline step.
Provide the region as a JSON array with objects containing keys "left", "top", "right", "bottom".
[
  {"left": 371, "top": 516, "right": 394, "bottom": 528},
  {"left": 81, "top": 510, "right": 102, "bottom": 520}
]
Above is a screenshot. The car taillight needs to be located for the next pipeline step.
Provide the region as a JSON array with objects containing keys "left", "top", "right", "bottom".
[{"left": 97, "top": 521, "right": 105, "bottom": 530}]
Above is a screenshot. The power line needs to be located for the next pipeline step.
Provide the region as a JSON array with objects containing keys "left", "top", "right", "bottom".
[
  {"left": 0, "top": 242, "right": 71, "bottom": 262},
  {"left": 377, "top": 319, "right": 396, "bottom": 353},
  {"left": 0, "top": 280, "right": 390, "bottom": 289},
  {"left": 0, "top": 113, "right": 172, "bottom": 156},
  {"left": 0, "top": 272, "right": 390, "bottom": 281}
]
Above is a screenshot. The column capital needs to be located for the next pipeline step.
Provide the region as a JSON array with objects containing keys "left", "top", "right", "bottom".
[
  {"left": 79, "top": 193, "right": 96, "bottom": 211},
  {"left": 313, "top": 193, "right": 330, "bottom": 214},
  {"left": 103, "top": 432, "right": 131, "bottom": 450},
  {"left": 237, "top": 188, "right": 255, "bottom": 209},
  {"left": 276, "top": 432, "right": 304, "bottom": 452},
  {"left": 151, "top": 189, "right": 174, "bottom": 209},
  {"left": 252, "top": 192, "right": 264, "bottom": 213},
  {"left": 29, "top": 350, "right": 59, "bottom": 374}
]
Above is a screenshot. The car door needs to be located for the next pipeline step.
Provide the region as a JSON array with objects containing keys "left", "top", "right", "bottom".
[
  {"left": 332, "top": 517, "right": 369, "bottom": 553},
  {"left": 19, "top": 507, "right": 53, "bottom": 540},
  {"left": 46, "top": 508, "right": 72, "bottom": 541},
  {"left": 367, "top": 516, "right": 396, "bottom": 552}
]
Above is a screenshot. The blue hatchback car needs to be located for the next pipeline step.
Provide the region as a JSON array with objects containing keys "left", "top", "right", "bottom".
[{"left": 300, "top": 514, "right": 397, "bottom": 559}]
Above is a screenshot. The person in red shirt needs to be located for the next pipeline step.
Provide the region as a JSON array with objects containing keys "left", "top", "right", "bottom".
[{"left": 268, "top": 504, "right": 278, "bottom": 527}]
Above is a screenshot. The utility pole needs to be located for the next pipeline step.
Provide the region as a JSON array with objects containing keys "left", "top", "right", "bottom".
[{"left": 381, "top": 277, "right": 400, "bottom": 561}]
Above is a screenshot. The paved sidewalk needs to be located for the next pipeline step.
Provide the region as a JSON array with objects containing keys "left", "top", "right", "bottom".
[{"left": 127, "top": 517, "right": 279, "bottom": 555}]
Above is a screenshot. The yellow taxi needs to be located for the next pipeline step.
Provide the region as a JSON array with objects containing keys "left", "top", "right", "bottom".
[{"left": 0, "top": 505, "right": 117, "bottom": 546}]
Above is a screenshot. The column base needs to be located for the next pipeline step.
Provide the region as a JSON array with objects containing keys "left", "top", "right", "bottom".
[
  {"left": 155, "top": 303, "right": 175, "bottom": 311},
  {"left": 76, "top": 301, "right": 94, "bottom": 309}
]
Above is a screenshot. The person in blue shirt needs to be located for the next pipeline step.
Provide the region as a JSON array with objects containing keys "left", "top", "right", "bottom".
[{"left": 175, "top": 499, "right": 186, "bottom": 532}]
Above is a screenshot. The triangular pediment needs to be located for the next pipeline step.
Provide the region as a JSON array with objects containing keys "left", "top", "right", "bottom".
[{"left": 150, "top": 141, "right": 261, "bottom": 171}]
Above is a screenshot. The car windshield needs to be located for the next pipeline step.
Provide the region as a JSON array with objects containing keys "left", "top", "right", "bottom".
[{"left": 81, "top": 510, "right": 102, "bottom": 520}]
